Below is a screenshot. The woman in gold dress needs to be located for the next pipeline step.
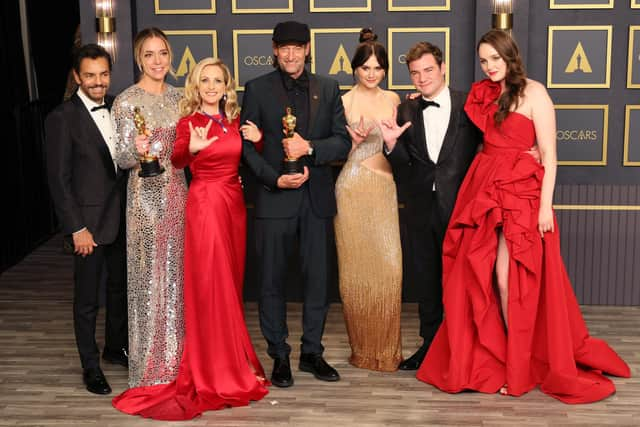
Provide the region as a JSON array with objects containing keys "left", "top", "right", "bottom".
[
  {"left": 334, "top": 29, "right": 403, "bottom": 371},
  {"left": 112, "top": 28, "right": 187, "bottom": 387}
]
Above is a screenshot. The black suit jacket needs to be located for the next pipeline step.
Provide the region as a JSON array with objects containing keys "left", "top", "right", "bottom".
[
  {"left": 45, "top": 93, "right": 126, "bottom": 245},
  {"left": 386, "top": 89, "right": 481, "bottom": 226},
  {"left": 240, "top": 70, "right": 350, "bottom": 218}
]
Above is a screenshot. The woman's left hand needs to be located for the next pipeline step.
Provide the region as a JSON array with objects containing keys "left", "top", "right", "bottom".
[
  {"left": 538, "top": 205, "right": 554, "bottom": 238},
  {"left": 240, "top": 120, "right": 262, "bottom": 143},
  {"left": 345, "top": 115, "right": 374, "bottom": 146}
]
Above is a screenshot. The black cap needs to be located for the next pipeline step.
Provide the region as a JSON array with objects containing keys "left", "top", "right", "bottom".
[{"left": 272, "top": 21, "right": 310, "bottom": 45}]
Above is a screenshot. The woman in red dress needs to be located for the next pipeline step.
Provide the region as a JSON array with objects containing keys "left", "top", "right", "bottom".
[
  {"left": 416, "top": 30, "right": 630, "bottom": 403},
  {"left": 112, "top": 58, "right": 268, "bottom": 420}
]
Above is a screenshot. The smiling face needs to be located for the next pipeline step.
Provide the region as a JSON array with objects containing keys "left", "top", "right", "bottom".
[
  {"left": 273, "top": 42, "right": 309, "bottom": 79},
  {"left": 355, "top": 54, "right": 385, "bottom": 90},
  {"left": 478, "top": 42, "right": 507, "bottom": 83},
  {"left": 198, "top": 64, "right": 226, "bottom": 113},
  {"left": 73, "top": 57, "right": 110, "bottom": 103},
  {"left": 139, "top": 36, "right": 171, "bottom": 82},
  {"left": 408, "top": 53, "right": 446, "bottom": 99}
]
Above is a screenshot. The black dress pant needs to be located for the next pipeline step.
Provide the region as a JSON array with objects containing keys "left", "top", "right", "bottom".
[
  {"left": 255, "top": 188, "right": 331, "bottom": 359},
  {"left": 408, "top": 191, "right": 446, "bottom": 350},
  {"left": 73, "top": 229, "right": 127, "bottom": 369}
]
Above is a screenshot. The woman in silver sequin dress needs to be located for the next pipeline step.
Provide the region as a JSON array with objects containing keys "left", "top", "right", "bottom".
[
  {"left": 112, "top": 28, "right": 187, "bottom": 388},
  {"left": 334, "top": 29, "right": 403, "bottom": 371}
]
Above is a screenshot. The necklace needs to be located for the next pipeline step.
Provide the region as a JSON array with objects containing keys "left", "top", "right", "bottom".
[{"left": 199, "top": 110, "right": 228, "bottom": 133}]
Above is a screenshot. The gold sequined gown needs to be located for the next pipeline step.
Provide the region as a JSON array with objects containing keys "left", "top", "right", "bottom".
[
  {"left": 334, "top": 120, "right": 403, "bottom": 372},
  {"left": 112, "top": 84, "right": 187, "bottom": 387}
]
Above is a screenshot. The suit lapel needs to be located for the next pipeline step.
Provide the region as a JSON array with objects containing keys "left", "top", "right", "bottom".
[
  {"left": 71, "top": 94, "right": 116, "bottom": 178},
  {"left": 436, "top": 90, "right": 463, "bottom": 164},
  {"left": 308, "top": 74, "right": 320, "bottom": 136}
]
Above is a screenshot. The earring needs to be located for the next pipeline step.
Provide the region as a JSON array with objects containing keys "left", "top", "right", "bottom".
[{"left": 222, "top": 94, "right": 227, "bottom": 102}]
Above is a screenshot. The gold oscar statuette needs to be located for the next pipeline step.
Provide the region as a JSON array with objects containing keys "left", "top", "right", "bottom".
[
  {"left": 281, "top": 107, "right": 303, "bottom": 174},
  {"left": 133, "top": 106, "right": 165, "bottom": 177}
]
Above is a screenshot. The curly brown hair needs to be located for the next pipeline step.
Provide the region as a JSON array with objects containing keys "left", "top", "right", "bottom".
[{"left": 478, "top": 30, "right": 527, "bottom": 125}]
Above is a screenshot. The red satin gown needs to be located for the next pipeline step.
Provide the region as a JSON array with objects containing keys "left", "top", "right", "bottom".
[
  {"left": 416, "top": 79, "right": 630, "bottom": 404},
  {"left": 112, "top": 113, "right": 269, "bottom": 420}
]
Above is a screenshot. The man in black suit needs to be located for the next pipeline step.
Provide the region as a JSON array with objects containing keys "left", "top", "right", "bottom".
[
  {"left": 45, "top": 44, "right": 128, "bottom": 394},
  {"left": 380, "top": 42, "right": 481, "bottom": 370},
  {"left": 240, "top": 21, "right": 350, "bottom": 387}
]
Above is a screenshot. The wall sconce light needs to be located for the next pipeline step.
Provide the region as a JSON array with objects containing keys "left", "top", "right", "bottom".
[
  {"left": 492, "top": 0, "right": 513, "bottom": 32},
  {"left": 96, "top": 0, "right": 117, "bottom": 61}
]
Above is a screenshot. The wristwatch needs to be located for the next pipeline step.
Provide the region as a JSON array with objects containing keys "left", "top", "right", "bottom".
[{"left": 307, "top": 140, "right": 315, "bottom": 156}]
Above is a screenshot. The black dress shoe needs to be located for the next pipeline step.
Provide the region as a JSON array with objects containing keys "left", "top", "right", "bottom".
[
  {"left": 102, "top": 347, "right": 128, "bottom": 368},
  {"left": 83, "top": 367, "right": 112, "bottom": 395},
  {"left": 398, "top": 344, "right": 429, "bottom": 371},
  {"left": 299, "top": 353, "right": 340, "bottom": 382},
  {"left": 271, "top": 357, "right": 294, "bottom": 388}
]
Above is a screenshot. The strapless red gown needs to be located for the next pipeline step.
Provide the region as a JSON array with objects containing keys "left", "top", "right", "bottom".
[
  {"left": 416, "top": 79, "right": 630, "bottom": 403},
  {"left": 112, "top": 113, "right": 268, "bottom": 420}
]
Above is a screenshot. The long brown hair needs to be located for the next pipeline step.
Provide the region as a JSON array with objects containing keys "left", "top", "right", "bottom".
[{"left": 478, "top": 30, "right": 526, "bottom": 125}]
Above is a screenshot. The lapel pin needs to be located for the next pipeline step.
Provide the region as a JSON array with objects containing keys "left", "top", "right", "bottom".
[{"left": 313, "top": 94, "right": 318, "bottom": 100}]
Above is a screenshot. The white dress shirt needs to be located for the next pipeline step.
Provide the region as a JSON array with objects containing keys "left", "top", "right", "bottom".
[
  {"left": 422, "top": 86, "right": 451, "bottom": 190},
  {"left": 76, "top": 89, "right": 117, "bottom": 172}
]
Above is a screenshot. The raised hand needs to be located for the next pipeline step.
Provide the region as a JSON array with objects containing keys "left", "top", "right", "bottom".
[
  {"left": 189, "top": 120, "right": 218, "bottom": 154},
  {"left": 345, "top": 115, "right": 375, "bottom": 147},
  {"left": 378, "top": 107, "right": 412, "bottom": 151}
]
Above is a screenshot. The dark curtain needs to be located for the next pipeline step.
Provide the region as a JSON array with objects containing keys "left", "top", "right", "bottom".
[{"left": 0, "top": 1, "right": 79, "bottom": 273}]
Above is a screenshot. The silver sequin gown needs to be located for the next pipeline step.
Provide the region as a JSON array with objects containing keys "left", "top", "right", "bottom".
[{"left": 112, "top": 84, "right": 187, "bottom": 387}]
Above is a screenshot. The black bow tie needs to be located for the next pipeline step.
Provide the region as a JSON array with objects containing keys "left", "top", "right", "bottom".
[
  {"left": 419, "top": 98, "right": 440, "bottom": 109},
  {"left": 91, "top": 104, "right": 108, "bottom": 112},
  {"left": 283, "top": 73, "right": 309, "bottom": 91}
]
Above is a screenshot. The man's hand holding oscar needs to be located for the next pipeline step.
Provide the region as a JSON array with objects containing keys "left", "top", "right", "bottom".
[
  {"left": 277, "top": 165, "right": 309, "bottom": 189},
  {"left": 282, "top": 131, "right": 312, "bottom": 160}
]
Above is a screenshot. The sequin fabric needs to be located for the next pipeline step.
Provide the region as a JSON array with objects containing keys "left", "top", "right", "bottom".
[
  {"left": 112, "top": 84, "right": 187, "bottom": 387},
  {"left": 334, "top": 119, "right": 403, "bottom": 372}
]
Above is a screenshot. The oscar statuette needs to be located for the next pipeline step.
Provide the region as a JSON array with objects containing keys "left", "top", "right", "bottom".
[
  {"left": 133, "top": 106, "right": 165, "bottom": 177},
  {"left": 282, "top": 107, "right": 304, "bottom": 175}
]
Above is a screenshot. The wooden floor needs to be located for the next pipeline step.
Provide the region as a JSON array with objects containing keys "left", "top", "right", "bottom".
[{"left": 0, "top": 236, "right": 638, "bottom": 427}]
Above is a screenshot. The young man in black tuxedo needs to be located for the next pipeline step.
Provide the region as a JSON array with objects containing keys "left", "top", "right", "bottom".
[
  {"left": 45, "top": 44, "right": 128, "bottom": 394},
  {"left": 380, "top": 42, "right": 482, "bottom": 370},
  {"left": 240, "top": 21, "right": 350, "bottom": 387}
]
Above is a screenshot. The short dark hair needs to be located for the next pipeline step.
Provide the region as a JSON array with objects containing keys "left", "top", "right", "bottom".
[
  {"left": 72, "top": 43, "right": 112, "bottom": 74},
  {"left": 405, "top": 41, "right": 443, "bottom": 68}
]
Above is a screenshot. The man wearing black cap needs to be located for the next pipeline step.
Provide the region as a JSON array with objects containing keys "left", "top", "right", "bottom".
[{"left": 241, "top": 21, "right": 350, "bottom": 387}]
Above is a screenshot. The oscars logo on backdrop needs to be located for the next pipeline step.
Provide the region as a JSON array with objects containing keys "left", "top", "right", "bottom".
[
  {"left": 565, "top": 42, "right": 593, "bottom": 73},
  {"left": 176, "top": 46, "right": 197, "bottom": 78},
  {"left": 328, "top": 44, "right": 352, "bottom": 75}
]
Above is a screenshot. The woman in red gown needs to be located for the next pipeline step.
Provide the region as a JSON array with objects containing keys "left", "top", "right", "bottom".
[
  {"left": 112, "top": 58, "right": 268, "bottom": 420},
  {"left": 416, "top": 30, "right": 630, "bottom": 403}
]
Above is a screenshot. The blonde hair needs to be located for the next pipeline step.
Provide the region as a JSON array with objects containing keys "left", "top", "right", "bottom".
[
  {"left": 133, "top": 27, "right": 176, "bottom": 80},
  {"left": 179, "top": 57, "right": 240, "bottom": 120}
]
